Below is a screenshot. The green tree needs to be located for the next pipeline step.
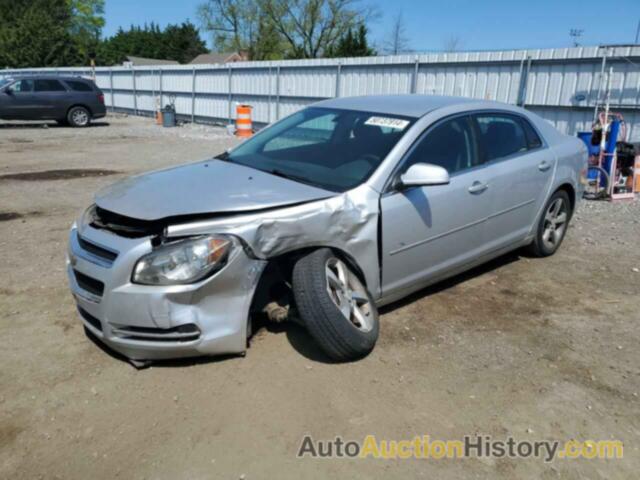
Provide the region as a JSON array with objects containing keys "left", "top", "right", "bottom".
[
  {"left": 0, "top": 0, "right": 81, "bottom": 68},
  {"left": 262, "top": 0, "right": 376, "bottom": 58},
  {"left": 197, "top": 0, "right": 280, "bottom": 60},
  {"left": 164, "top": 22, "right": 208, "bottom": 63},
  {"left": 198, "top": 0, "right": 376, "bottom": 59},
  {"left": 252, "top": 18, "right": 286, "bottom": 60},
  {"left": 97, "top": 22, "right": 208, "bottom": 65},
  {"left": 67, "top": 0, "right": 105, "bottom": 61},
  {"left": 327, "top": 24, "right": 375, "bottom": 58}
]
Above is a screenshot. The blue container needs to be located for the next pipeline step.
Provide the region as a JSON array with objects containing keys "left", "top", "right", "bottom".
[
  {"left": 162, "top": 106, "right": 176, "bottom": 128},
  {"left": 600, "top": 119, "right": 620, "bottom": 178},
  {"left": 577, "top": 131, "right": 600, "bottom": 157}
]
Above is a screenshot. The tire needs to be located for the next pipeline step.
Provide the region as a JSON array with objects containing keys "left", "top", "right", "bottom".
[
  {"left": 67, "top": 106, "right": 91, "bottom": 127},
  {"left": 527, "top": 190, "right": 572, "bottom": 257},
  {"left": 292, "top": 248, "right": 379, "bottom": 361}
]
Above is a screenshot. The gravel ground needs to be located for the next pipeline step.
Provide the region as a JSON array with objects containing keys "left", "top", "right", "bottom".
[{"left": 1, "top": 115, "right": 639, "bottom": 479}]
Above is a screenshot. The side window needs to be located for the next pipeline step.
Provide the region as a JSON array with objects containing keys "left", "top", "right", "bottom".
[
  {"left": 520, "top": 118, "right": 543, "bottom": 149},
  {"left": 8, "top": 80, "right": 34, "bottom": 93},
  {"left": 264, "top": 112, "right": 337, "bottom": 152},
  {"left": 475, "top": 114, "right": 528, "bottom": 161},
  {"left": 402, "top": 116, "right": 479, "bottom": 175},
  {"left": 34, "top": 79, "right": 66, "bottom": 92},
  {"left": 64, "top": 80, "right": 93, "bottom": 92}
]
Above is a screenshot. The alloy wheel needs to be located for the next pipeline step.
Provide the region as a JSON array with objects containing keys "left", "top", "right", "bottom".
[
  {"left": 542, "top": 197, "right": 568, "bottom": 251},
  {"left": 72, "top": 109, "right": 89, "bottom": 126},
  {"left": 325, "top": 257, "right": 373, "bottom": 332}
]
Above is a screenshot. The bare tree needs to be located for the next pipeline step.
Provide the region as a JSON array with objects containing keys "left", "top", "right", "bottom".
[
  {"left": 443, "top": 34, "right": 463, "bottom": 52},
  {"left": 197, "top": 0, "right": 261, "bottom": 54},
  {"left": 382, "top": 11, "right": 411, "bottom": 55},
  {"left": 262, "top": 0, "right": 377, "bottom": 58}
]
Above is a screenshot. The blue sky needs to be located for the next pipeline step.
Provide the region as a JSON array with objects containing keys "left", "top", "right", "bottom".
[{"left": 103, "top": 0, "right": 640, "bottom": 52}]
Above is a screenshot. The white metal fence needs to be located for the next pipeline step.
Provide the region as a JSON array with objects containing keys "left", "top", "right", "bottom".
[{"left": 3, "top": 45, "right": 640, "bottom": 141}]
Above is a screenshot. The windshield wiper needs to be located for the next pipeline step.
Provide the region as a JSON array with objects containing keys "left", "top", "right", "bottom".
[
  {"left": 214, "top": 151, "right": 232, "bottom": 162},
  {"left": 267, "top": 168, "right": 314, "bottom": 185}
]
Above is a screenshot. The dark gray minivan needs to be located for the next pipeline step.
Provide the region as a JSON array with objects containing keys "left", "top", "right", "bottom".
[{"left": 0, "top": 76, "right": 106, "bottom": 127}]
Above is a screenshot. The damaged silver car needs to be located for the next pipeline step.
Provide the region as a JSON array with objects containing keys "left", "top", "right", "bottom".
[{"left": 67, "top": 95, "right": 587, "bottom": 364}]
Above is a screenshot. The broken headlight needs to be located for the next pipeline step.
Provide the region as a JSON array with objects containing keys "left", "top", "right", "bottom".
[{"left": 132, "top": 235, "right": 233, "bottom": 285}]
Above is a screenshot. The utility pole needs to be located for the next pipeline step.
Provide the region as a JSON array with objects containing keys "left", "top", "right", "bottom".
[
  {"left": 569, "top": 29, "right": 584, "bottom": 47},
  {"left": 635, "top": 19, "right": 640, "bottom": 44}
]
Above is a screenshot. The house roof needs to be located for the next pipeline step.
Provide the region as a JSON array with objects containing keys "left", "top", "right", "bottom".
[
  {"left": 125, "top": 56, "right": 179, "bottom": 66},
  {"left": 189, "top": 52, "right": 245, "bottom": 64}
]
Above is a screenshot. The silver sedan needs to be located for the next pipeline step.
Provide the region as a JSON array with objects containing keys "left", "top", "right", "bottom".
[{"left": 67, "top": 95, "right": 587, "bottom": 364}]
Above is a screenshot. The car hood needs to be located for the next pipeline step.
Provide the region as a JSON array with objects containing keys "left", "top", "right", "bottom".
[{"left": 95, "top": 159, "right": 335, "bottom": 221}]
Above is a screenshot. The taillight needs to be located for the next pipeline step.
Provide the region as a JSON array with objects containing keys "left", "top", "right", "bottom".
[{"left": 98, "top": 93, "right": 104, "bottom": 104}]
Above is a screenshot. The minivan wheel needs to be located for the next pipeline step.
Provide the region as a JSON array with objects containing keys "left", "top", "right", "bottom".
[
  {"left": 527, "top": 190, "right": 572, "bottom": 257},
  {"left": 292, "top": 248, "right": 379, "bottom": 361},
  {"left": 67, "top": 106, "right": 90, "bottom": 127}
]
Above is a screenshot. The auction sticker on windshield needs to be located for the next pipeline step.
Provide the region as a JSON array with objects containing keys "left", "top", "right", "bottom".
[{"left": 364, "top": 116, "right": 410, "bottom": 130}]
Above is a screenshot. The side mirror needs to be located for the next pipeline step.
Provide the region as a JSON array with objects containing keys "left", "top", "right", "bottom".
[{"left": 399, "top": 163, "right": 450, "bottom": 188}]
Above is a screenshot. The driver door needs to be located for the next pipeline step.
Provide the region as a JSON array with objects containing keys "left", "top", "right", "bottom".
[
  {"left": 1, "top": 79, "right": 36, "bottom": 119},
  {"left": 380, "top": 115, "right": 493, "bottom": 297}
]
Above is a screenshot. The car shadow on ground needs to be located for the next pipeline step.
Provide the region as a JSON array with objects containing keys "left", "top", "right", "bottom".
[
  {"left": 83, "top": 250, "right": 525, "bottom": 369},
  {"left": 262, "top": 250, "right": 524, "bottom": 364},
  {"left": 378, "top": 250, "right": 522, "bottom": 314},
  {"left": 0, "top": 121, "right": 110, "bottom": 129}
]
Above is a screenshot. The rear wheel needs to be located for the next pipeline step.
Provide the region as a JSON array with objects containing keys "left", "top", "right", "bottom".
[
  {"left": 292, "top": 248, "right": 379, "bottom": 361},
  {"left": 67, "top": 106, "right": 90, "bottom": 127},
  {"left": 527, "top": 190, "right": 572, "bottom": 257}
]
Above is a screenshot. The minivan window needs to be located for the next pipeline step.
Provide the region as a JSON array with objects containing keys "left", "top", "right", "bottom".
[
  {"left": 224, "top": 107, "right": 414, "bottom": 192},
  {"left": 475, "top": 114, "right": 528, "bottom": 161},
  {"left": 64, "top": 80, "right": 93, "bottom": 92},
  {"left": 402, "top": 116, "right": 480, "bottom": 175},
  {"left": 34, "top": 79, "right": 66, "bottom": 92},
  {"left": 8, "top": 79, "right": 34, "bottom": 93}
]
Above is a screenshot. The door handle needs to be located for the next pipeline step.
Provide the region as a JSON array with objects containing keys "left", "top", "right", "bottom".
[
  {"left": 538, "top": 161, "right": 552, "bottom": 172},
  {"left": 468, "top": 181, "right": 489, "bottom": 194}
]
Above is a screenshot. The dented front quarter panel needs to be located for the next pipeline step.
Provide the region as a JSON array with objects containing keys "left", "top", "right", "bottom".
[{"left": 166, "top": 184, "right": 383, "bottom": 299}]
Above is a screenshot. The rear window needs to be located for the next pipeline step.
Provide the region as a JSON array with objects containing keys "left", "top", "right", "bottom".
[
  {"left": 520, "top": 118, "right": 543, "bottom": 149},
  {"left": 64, "top": 80, "right": 94, "bottom": 92},
  {"left": 34, "top": 79, "right": 66, "bottom": 92},
  {"left": 475, "top": 114, "right": 528, "bottom": 162}
]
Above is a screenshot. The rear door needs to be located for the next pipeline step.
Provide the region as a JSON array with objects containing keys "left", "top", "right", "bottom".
[
  {"left": 1, "top": 80, "right": 36, "bottom": 118},
  {"left": 32, "top": 79, "right": 69, "bottom": 119},
  {"left": 473, "top": 113, "right": 555, "bottom": 250},
  {"left": 380, "top": 115, "right": 493, "bottom": 296}
]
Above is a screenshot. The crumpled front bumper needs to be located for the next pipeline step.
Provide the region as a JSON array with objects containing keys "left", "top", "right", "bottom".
[{"left": 66, "top": 224, "right": 266, "bottom": 361}]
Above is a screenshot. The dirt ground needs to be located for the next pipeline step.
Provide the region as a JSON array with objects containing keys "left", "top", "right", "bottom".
[{"left": 1, "top": 115, "right": 638, "bottom": 479}]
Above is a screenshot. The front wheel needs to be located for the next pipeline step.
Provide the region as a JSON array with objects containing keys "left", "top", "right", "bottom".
[
  {"left": 67, "top": 106, "right": 91, "bottom": 127},
  {"left": 527, "top": 190, "right": 572, "bottom": 257},
  {"left": 292, "top": 249, "right": 379, "bottom": 361}
]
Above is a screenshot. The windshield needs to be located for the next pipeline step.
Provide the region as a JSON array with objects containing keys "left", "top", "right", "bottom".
[
  {"left": 0, "top": 78, "right": 11, "bottom": 89},
  {"left": 223, "top": 107, "right": 414, "bottom": 192}
]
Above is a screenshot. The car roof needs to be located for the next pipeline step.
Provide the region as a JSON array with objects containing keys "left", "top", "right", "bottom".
[
  {"left": 10, "top": 75, "right": 93, "bottom": 82},
  {"left": 315, "top": 94, "right": 506, "bottom": 118}
]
